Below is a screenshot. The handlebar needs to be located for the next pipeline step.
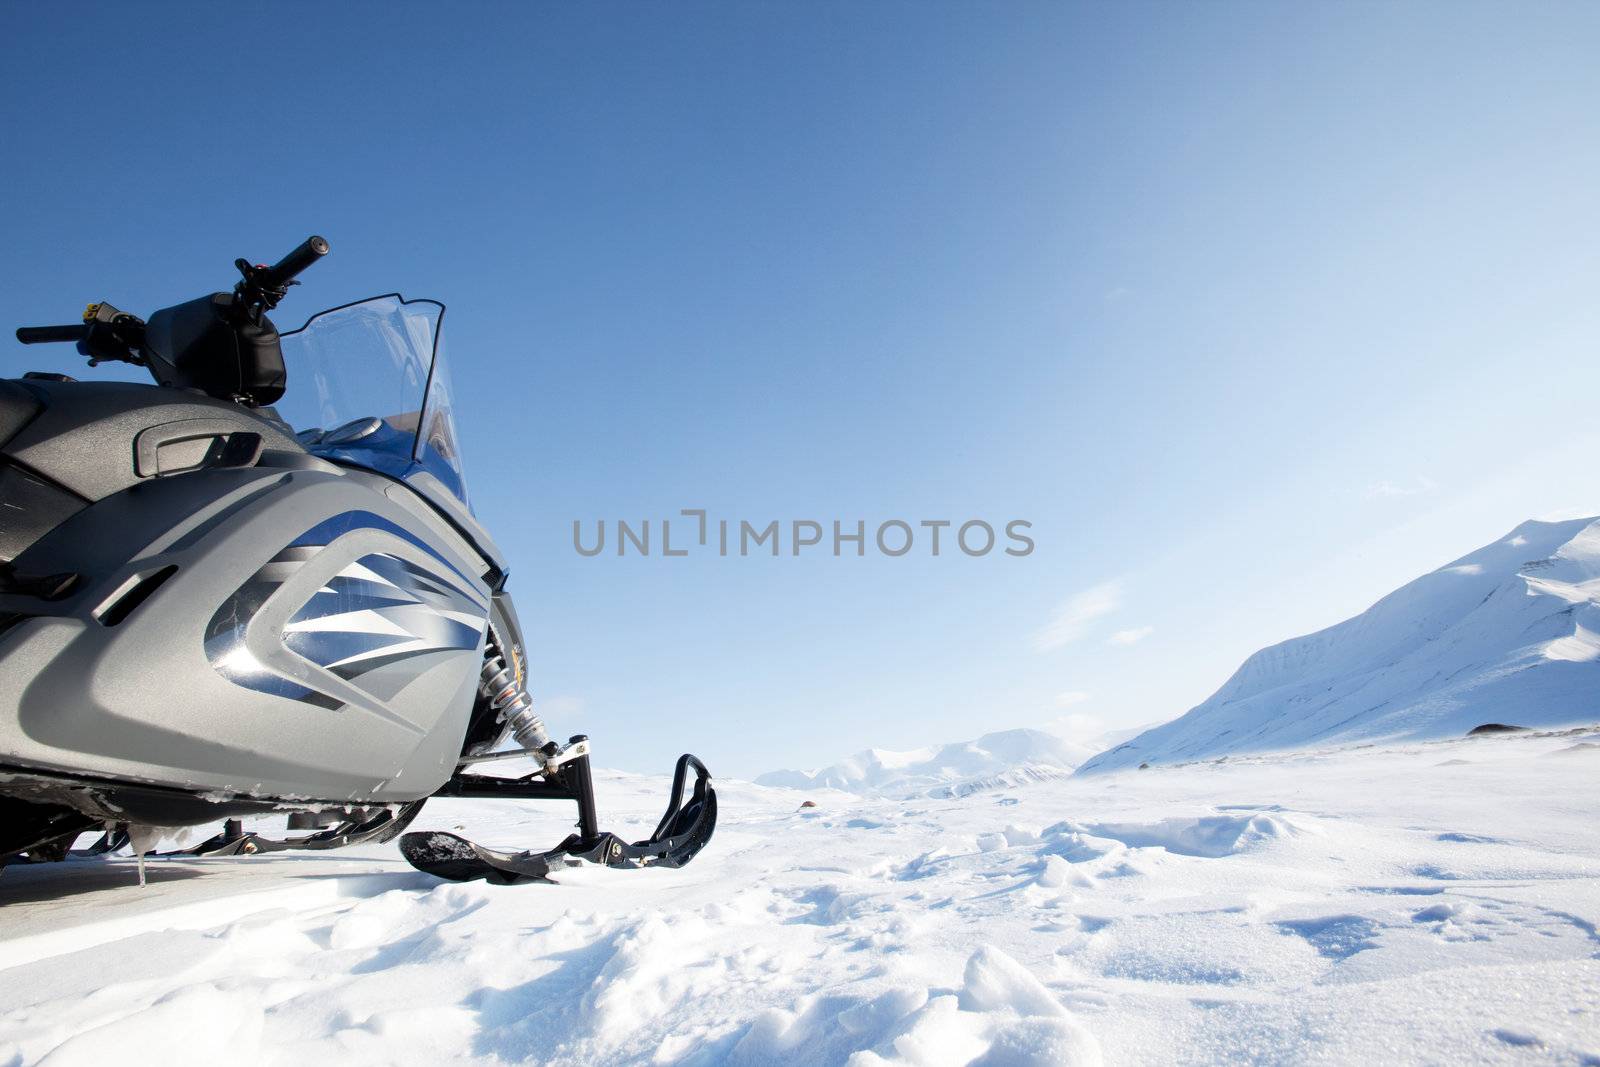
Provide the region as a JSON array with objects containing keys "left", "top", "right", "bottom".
[
  {"left": 16, "top": 325, "right": 90, "bottom": 344},
  {"left": 257, "top": 235, "right": 330, "bottom": 290},
  {"left": 15, "top": 236, "right": 330, "bottom": 391}
]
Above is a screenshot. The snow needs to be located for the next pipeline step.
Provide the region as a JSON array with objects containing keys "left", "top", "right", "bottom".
[
  {"left": 759, "top": 728, "right": 1099, "bottom": 796},
  {"left": 3, "top": 730, "right": 1599, "bottom": 1065},
  {"left": 1081, "top": 517, "right": 1600, "bottom": 775}
]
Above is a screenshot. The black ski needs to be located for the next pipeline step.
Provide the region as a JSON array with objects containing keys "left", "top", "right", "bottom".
[
  {"left": 399, "top": 831, "right": 558, "bottom": 884},
  {"left": 399, "top": 752, "right": 718, "bottom": 884}
]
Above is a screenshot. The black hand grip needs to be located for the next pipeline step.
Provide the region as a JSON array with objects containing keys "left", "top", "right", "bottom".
[
  {"left": 16, "top": 325, "right": 90, "bottom": 344},
  {"left": 259, "top": 235, "right": 330, "bottom": 287}
]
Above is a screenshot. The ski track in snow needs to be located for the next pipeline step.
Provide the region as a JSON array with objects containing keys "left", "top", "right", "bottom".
[{"left": 2, "top": 732, "right": 1600, "bottom": 1065}]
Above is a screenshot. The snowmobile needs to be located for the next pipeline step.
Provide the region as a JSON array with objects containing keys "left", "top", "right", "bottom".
[{"left": 0, "top": 237, "right": 716, "bottom": 885}]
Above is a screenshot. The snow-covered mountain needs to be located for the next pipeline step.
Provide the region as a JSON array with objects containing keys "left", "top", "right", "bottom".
[
  {"left": 1079, "top": 516, "right": 1600, "bottom": 775},
  {"left": 758, "top": 727, "right": 1098, "bottom": 796}
]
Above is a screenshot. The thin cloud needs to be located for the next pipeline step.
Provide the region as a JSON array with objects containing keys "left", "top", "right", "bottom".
[
  {"left": 1035, "top": 581, "right": 1121, "bottom": 651},
  {"left": 1056, "top": 690, "right": 1091, "bottom": 708},
  {"left": 1108, "top": 626, "right": 1155, "bottom": 646},
  {"left": 1367, "top": 476, "right": 1437, "bottom": 499}
]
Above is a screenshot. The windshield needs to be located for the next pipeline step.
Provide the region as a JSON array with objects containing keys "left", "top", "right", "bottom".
[{"left": 275, "top": 295, "right": 469, "bottom": 509}]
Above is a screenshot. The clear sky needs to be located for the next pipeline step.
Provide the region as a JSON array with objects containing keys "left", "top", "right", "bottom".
[{"left": 3, "top": 4, "right": 1598, "bottom": 778}]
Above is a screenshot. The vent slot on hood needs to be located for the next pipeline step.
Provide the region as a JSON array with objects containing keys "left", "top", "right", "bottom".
[{"left": 95, "top": 565, "right": 178, "bottom": 626}]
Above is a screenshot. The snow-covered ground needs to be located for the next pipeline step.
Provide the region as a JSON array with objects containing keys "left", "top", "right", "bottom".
[{"left": 3, "top": 729, "right": 1598, "bottom": 1065}]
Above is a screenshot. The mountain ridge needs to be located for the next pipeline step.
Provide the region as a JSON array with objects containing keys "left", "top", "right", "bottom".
[
  {"left": 757, "top": 727, "right": 1098, "bottom": 797},
  {"left": 1077, "top": 516, "right": 1600, "bottom": 775}
]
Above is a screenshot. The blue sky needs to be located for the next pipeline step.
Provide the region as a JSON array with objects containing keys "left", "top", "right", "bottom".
[{"left": 3, "top": 4, "right": 1598, "bottom": 777}]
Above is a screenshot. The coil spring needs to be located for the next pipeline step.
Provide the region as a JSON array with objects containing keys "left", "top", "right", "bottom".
[{"left": 481, "top": 647, "right": 552, "bottom": 759}]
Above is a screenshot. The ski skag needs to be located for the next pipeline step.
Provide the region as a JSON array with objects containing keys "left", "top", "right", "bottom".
[{"left": 400, "top": 751, "right": 717, "bottom": 885}]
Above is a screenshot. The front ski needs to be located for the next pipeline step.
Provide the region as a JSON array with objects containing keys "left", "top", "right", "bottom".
[
  {"left": 399, "top": 831, "right": 558, "bottom": 884},
  {"left": 399, "top": 750, "right": 718, "bottom": 884}
]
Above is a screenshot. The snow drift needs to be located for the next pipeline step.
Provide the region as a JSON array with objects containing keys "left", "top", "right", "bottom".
[
  {"left": 758, "top": 728, "right": 1097, "bottom": 797},
  {"left": 1079, "top": 516, "right": 1600, "bottom": 775}
]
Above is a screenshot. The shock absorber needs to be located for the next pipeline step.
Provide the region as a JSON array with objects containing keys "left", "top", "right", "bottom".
[{"left": 480, "top": 647, "right": 557, "bottom": 764}]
